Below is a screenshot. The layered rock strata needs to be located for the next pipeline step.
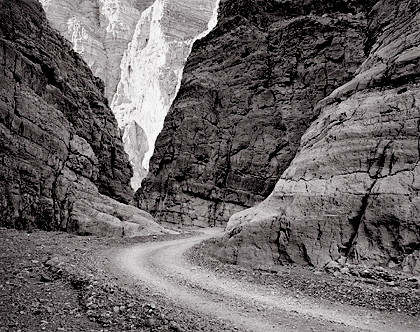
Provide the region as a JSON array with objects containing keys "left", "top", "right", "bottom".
[
  {"left": 0, "top": 0, "right": 166, "bottom": 236},
  {"left": 112, "top": 0, "right": 219, "bottom": 189},
  {"left": 137, "top": 0, "right": 369, "bottom": 226},
  {"left": 41, "top": 0, "right": 220, "bottom": 190},
  {"left": 39, "top": 0, "right": 154, "bottom": 102},
  {"left": 214, "top": 0, "right": 420, "bottom": 273}
]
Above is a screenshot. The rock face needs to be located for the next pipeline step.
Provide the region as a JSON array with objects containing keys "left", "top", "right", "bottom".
[
  {"left": 111, "top": 0, "right": 219, "bottom": 189},
  {"left": 0, "top": 0, "right": 166, "bottom": 237},
  {"left": 214, "top": 0, "right": 420, "bottom": 274},
  {"left": 41, "top": 0, "right": 220, "bottom": 190},
  {"left": 39, "top": 0, "right": 154, "bottom": 103},
  {"left": 137, "top": 0, "right": 369, "bottom": 226}
]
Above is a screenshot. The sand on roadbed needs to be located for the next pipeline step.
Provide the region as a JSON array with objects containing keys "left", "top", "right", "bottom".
[{"left": 1, "top": 227, "right": 419, "bottom": 332}]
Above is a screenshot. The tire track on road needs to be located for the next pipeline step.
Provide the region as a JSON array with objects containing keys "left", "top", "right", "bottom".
[{"left": 114, "top": 228, "right": 418, "bottom": 332}]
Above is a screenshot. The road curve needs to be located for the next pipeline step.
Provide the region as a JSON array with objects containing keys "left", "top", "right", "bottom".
[{"left": 114, "top": 228, "right": 418, "bottom": 332}]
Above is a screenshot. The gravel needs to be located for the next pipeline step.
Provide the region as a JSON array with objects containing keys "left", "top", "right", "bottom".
[
  {"left": 186, "top": 238, "right": 420, "bottom": 317},
  {"left": 0, "top": 228, "right": 234, "bottom": 332},
  {"left": 1, "top": 227, "right": 419, "bottom": 332}
]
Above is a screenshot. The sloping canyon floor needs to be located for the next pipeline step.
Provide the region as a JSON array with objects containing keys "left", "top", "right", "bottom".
[{"left": 0, "top": 227, "right": 419, "bottom": 332}]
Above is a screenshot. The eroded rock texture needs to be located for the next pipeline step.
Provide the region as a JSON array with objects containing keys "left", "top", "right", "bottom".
[
  {"left": 41, "top": 0, "right": 219, "bottom": 190},
  {"left": 39, "top": 0, "right": 154, "bottom": 102},
  {"left": 112, "top": 0, "right": 219, "bottom": 189},
  {"left": 214, "top": 0, "right": 420, "bottom": 274},
  {"left": 137, "top": 0, "right": 369, "bottom": 227},
  {"left": 0, "top": 0, "right": 166, "bottom": 236}
]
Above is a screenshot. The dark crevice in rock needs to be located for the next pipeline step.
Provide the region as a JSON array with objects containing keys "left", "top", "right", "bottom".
[
  {"left": 346, "top": 140, "right": 394, "bottom": 258},
  {"left": 300, "top": 243, "right": 314, "bottom": 267},
  {"left": 52, "top": 142, "right": 71, "bottom": 231},
  {"left": 345, "top": 181, "right": 376, "bottom": 258},
  {"left": 274, "top": 216, "right": 294, "bottom": 265}
]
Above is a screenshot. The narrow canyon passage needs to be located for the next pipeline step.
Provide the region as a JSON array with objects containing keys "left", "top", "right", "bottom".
[{"left": 114, "top": 229, "right": 418, "bottom": 332}]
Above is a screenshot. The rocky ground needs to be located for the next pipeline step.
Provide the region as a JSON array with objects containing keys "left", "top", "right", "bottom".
[
  {"left": 188, "top": 239, "right": 420, "bottom": 317},
  {"left": 1, "top": 228, "right": 419, "bottom": 332},
  {"left": 0, "top": 228, "right": 237, "bottom": 332},
  {"left": 0, "top": 228, "right": 187, "bottom": 332}
]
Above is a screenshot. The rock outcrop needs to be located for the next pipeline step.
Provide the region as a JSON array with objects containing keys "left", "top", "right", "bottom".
[
  {"left": 0, "top": 0, "right": 166, "bottom": 236},
  {"left": 41, "top": 0, "right": 220, "bottom": 190},
  {"left": 137, "top": 0, "right": 370, "bottom": 226},
  {"left": 213, "top": 0, "right": 420, "bottom": 274}
]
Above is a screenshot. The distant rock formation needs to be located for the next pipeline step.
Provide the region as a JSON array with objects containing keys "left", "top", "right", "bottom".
[
  {"left": 41, "top": 0, "right": 219, "bottom": 190},
  {"left": 213, "top": 0, "right": 420, "bottom": 274},
  {"left": 39, "top": 0, "right": 153, "bottom": 102},
  {"left": 136, "top": 0, "right": 369, "bottom": 226},
  {"left": 111, "top": 0, "right": 219, "bottom": 189},
  {"left": 0, "top": 0, "right": 167, "bottom": 237}
]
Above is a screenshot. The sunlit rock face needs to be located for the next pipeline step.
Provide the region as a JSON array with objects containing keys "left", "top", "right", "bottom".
[
  {"left": 40, "top": 0, "right": 154, "bottom": 103},
  {"left": 214, "top": 0, "right": 420, "bottom": 274},
  {"left": 111, "top": 0, "right": 219, "bottom": 189},
  {"left": 41, "top": 0, "right": 220, "bottom": 190},
  {"left": 136, "top": 0, "right": 370, "bottom": 227}
]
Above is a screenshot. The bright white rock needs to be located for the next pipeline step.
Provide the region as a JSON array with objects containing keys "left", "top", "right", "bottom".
[{"left": 41, "top": 0, "right": 219, "bottom": 189}]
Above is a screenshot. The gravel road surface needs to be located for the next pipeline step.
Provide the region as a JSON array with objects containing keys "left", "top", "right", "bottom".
[{"left": 114, "top": 228, "right": 419, "bottom": 332}]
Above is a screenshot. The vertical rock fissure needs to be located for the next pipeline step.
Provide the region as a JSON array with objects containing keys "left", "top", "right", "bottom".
[
  {"left": 345, "top": 140, "right": 394, "bottom": 259},
  {"left": 344, "top": 182, "right": 376, "bottom": 259},
  {"left": 274, "top": 215, "right": 294, "bottom": 265},
  {"left": 417, "top": 118, "right": 420, "bottom": 159},
  {"left": 52, "top": 144, "right": 71, "bottom": 231},
  {"left": 12, "top": 55, "right": 19, "bottom": 115}
]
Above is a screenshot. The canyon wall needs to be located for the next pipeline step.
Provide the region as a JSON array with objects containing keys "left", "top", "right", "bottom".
[
  {"left": 41, "top": 0, "right": 219, "bottom": 190},
  {"left": 214, "top": 0, "right": 420, "bottom": 274},
  {"left": 0, "top": 0, "right": 166, "bottom": 237},
  {"left": 136, "top": 0, "right": 370, "bottom": 226},
  {"left": 39, "top": 0, "right": 154, "bottom": 102},
  {"left": 111, "top": 0, "right": 219, "bottom": 189}
]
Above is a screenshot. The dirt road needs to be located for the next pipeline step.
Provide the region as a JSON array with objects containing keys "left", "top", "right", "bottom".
[{"left": 114, "top": 228, "right": 419, "bottom": 332}]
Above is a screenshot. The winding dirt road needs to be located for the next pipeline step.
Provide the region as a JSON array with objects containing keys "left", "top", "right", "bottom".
[{"left": 114, "top": 228, "right": 419, "bottom": 332}]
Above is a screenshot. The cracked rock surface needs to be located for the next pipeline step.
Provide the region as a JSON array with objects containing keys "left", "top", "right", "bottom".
[
  {"left": 137, "top": 0, "right": 370, "bottom": 226},
  {"left": 213, "top": 0, "right": 420, "bottom": 273},
  {"left": 0, "top": 0, "right": 166, "bottom": 237}
]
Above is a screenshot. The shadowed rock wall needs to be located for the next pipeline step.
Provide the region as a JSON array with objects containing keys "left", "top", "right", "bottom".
[
  {"left": 214, "top": 0, "right": 420, "bottom": 274},
  {"left": 0, "top": 0, "right": 166, "bottom": 236},
  {"left": 137, "top": 0, "right": 370, "bottom": 226}
]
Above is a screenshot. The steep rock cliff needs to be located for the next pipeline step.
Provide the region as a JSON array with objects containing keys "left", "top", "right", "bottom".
[
  {"left": 112, "top": 0, "right": 219, "bottom": 189},
  {"left": 0, "top": 0, "right": 166, "bottom": 236},
  {"left": 41, "top": 0, "right": 219, "bottom": 190},
  {"left": 137, "top": 0, "right": 369, "bottom": 226},
  {"left": 39, "top": 0, "right": 154, "bottom": 102},
  {"left": 214, "top": 0, "right": 420, "bottom": 274}
]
